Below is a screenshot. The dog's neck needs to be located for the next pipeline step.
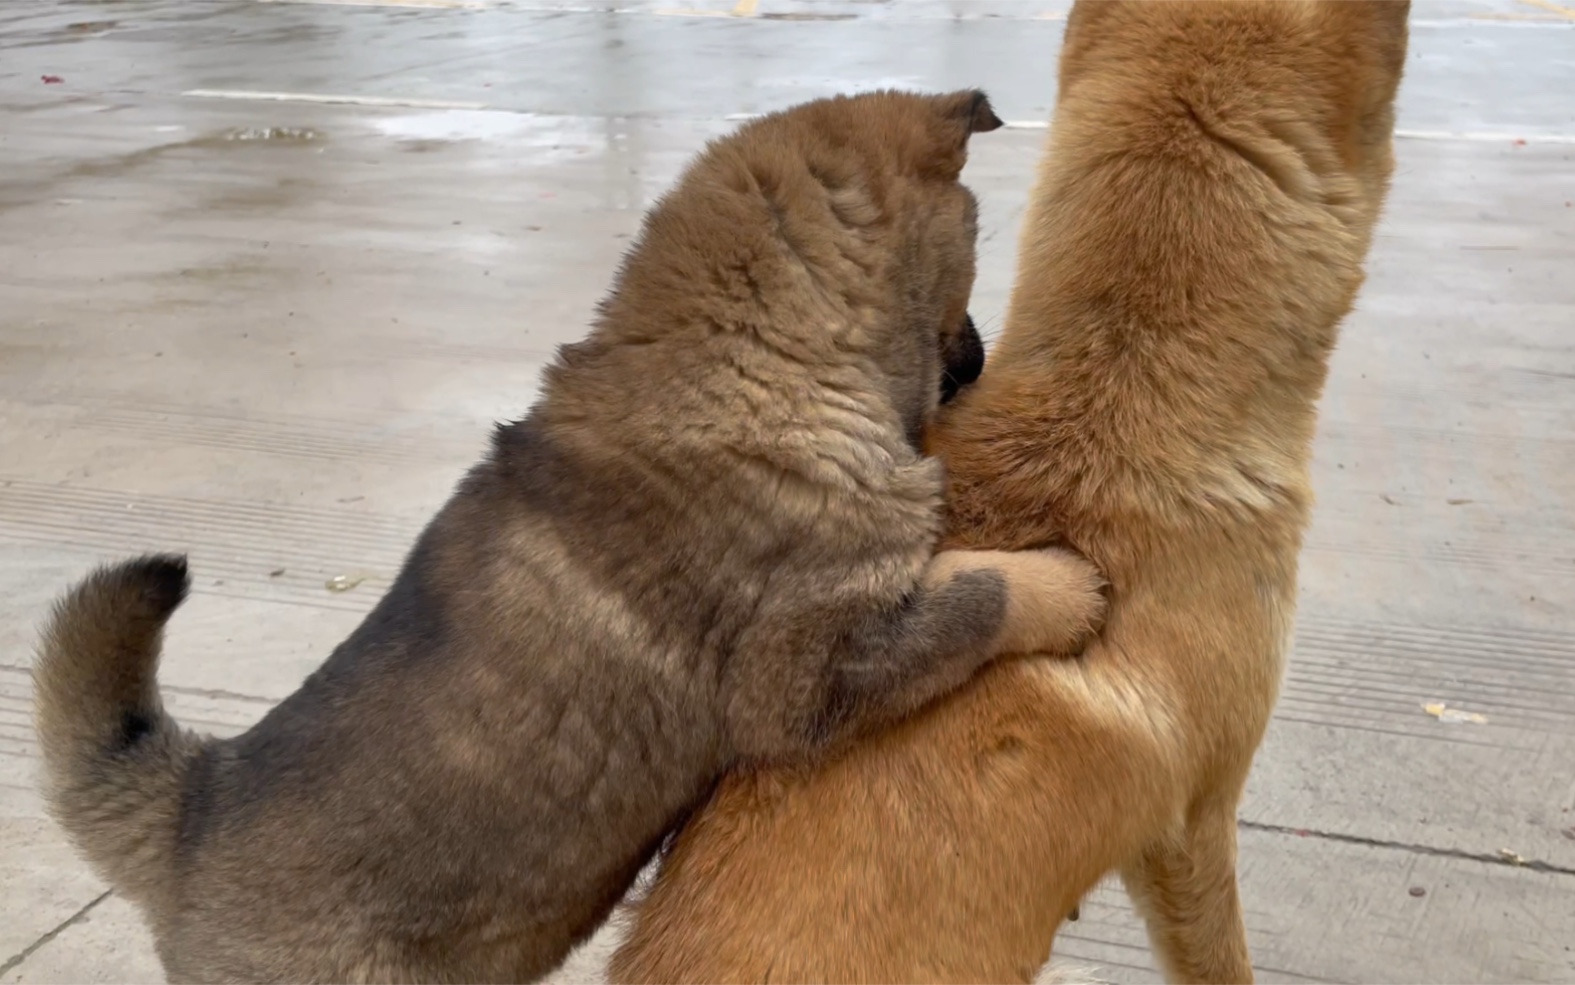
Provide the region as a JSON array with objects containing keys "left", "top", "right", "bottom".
[
  {"left": 932, "top": 79, "right": 1392, "bottom": 554},
  {"left": 934, "top": 131, "right": 1375, "bottom": 553},
  {"left": 534, "top": 327, "right": 930, "bottom": 509},
  {"left": 936, "top": 312, "right": 1327, "bottom": 548}
]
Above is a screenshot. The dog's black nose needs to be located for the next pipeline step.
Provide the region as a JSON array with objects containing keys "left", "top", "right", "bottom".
[{"left": 941, "top": 314, "right": 986, "bottom": 404}]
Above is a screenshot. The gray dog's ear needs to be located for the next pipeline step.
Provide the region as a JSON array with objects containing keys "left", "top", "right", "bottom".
[
  {"left": 953, "top": 90, "right": 1004, "bottom": 134},
  {"left": 932, "top": 88, "right": 1008, "bottom": 136},
  {"left": 916, "top": 89, "right": 1003, "bottom": 180}
]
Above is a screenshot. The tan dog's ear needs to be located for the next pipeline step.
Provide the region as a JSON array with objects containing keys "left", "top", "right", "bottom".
[
  {"left": 1326, "top": 0, "right": 1410, "bottom": 76},
  {"left": 1375, "top": 0, "right": 1413, "bottom": 76},
  {"left": 1059, "top": 1, "right": 1125, "bottom": 93},
  {"left": 1063, "top": 0, "right": 1122, "bottom": 43}
]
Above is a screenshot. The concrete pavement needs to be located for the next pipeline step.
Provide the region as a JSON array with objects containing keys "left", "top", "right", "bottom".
[{"left": 1, "top": 1, "right": 1572, "bottom": 981}]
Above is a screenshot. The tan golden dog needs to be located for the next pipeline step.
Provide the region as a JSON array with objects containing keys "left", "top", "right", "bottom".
[{"left": 609, "top": 2, "right": 1410, "bottom": 982}]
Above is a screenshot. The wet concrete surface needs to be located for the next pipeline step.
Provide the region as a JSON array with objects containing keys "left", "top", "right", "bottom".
[{"left": 2, "top": 1, "right": 1573, "bottom": 982}]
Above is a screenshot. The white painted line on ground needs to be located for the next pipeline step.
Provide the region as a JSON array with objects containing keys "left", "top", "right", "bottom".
[
  {"left": 994, "top": 121, "right": 1575, "bottom": 145},
  {"left": 1418, "top": 16, "right": 1575, "bottom": 26},
  {"left": 1001, "top": 122, "right": 1575, "bottom": 144},
  {"left": 183, "top": 90, "right": 490, "bottom": 110},
  {"left": 733, "top": 112, "right": 1575, "bottom": 144},
  {"left": 256, "top": 0, "right": 489, "bottom": 7},
  {"left": 181, "top": 99, "right": 1575, "bottom": 147},
  {"left": 999, "top": 122, "right": 1575, "bottom": 143},
  {"left": 1396, "top": 129, "right": 1575, "bottom": 145},
  {"left": 663, "top": 13, "right": 1564, "bottom": 24},
  {"left": 241, "top": 2, "right": 1575, "bottom": 25}
]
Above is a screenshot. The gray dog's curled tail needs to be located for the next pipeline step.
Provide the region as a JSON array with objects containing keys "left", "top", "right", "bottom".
[{"left": 33, "top": 554, "right": 203, "bottom": 904}]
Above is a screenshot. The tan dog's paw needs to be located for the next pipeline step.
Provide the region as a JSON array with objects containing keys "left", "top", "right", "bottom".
[{"left": 991, "top": 546, "right": 1107, "bottom": 655}]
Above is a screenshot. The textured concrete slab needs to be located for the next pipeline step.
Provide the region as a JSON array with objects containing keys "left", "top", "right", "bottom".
[{"left": 2, "top": 0, "right": 1572, "bottom": 982}]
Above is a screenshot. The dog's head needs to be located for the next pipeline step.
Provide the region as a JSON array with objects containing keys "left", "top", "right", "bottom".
[
  {"left": 1060, "top": 0, "right": 1408, "bottom": 251},
  {"left": 1033, "top": 0, "right": 1409, "bottom": 390},
  {"left": 756, "top": 89, "right": 1004, "bottom": 434},
  {"left": 583, "top": 89, "right": 1002, "bottom": 448},
  {"left": 989, "top": 0, "right": 1412, "bottom": 508},
  {"left": 710, "top": 89, "right": 1002, "bottom": 436}
]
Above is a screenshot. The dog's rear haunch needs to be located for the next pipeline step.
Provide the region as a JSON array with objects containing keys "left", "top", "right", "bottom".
[
  {"left": 33, "top": 89, "right": 1107, "bottom": 984},
  {"left": 610, "top": 3, "right": 1410, "bottom": 983}
]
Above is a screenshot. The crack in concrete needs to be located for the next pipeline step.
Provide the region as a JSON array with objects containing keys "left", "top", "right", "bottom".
[
  {"left": 1241, "top": 820, "right": 1575, "bottom": 877},
  {"left": 0, "top": 890, "right": 113, "bottom": 977}
]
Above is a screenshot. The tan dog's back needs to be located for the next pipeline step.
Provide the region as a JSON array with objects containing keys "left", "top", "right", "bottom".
[{"left": 611, "top": 3, "right": 1409, "bottom": 981}]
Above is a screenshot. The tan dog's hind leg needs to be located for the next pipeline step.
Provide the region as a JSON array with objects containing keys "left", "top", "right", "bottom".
[{"left": 1121, "top": 790, "right": 1253, "bottom": 985}]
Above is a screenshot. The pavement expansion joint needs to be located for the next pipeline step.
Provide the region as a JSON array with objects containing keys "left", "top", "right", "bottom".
[
  {"left": 1240, "top": 820, "right": 1575, "bottom": 878},
  {"left": 0, "top": 890, "right": 113, "bottom": 977}
]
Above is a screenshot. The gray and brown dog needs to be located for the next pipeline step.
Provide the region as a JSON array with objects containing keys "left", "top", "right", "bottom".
[{"left": 32, "top": 90, "right": 1106, "bottom": 984}]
